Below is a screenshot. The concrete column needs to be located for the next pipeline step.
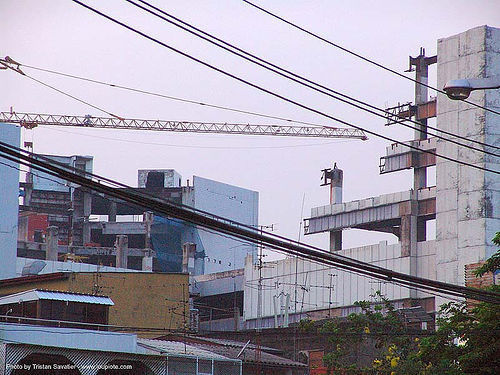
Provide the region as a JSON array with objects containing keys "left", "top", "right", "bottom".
[
  {"left": 329, "top": 166, "right": 343, "bottom": 251},
  {"left": 82, "top": 192, "right": 92, "bottom": 244},
  {"left": 234, "top": 307, "right": 240, "bottom": 331},
  {"left": 109, "top": 201, "right": 117, "bottom": 222},
  {"left": 46, "top": 226, "right": 59, "bottom": 261},
  {"left": 182, "top": 243, "right": 196, "bottom": 273},
  {"left": 142, "top": 255, "right": 153, "bottom": 272},
  {"left": 115, "top": 235, "right": 128, "bottom": 269},
  {"left": 143, "top": 211, "right": 154, "bottom": 249}
]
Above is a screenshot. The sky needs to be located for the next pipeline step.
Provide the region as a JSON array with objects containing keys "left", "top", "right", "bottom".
[{"left": 1, "top": 0, "right": 499, "bottom": 260}]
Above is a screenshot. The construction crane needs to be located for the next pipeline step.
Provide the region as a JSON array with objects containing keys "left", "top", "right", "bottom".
[{"left": 0, "top": 111, "right": 368, "bottom": 140}]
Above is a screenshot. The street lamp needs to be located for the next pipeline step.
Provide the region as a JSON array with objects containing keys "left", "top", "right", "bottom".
[{"left": 443, "top": 75, "right": 500, "bottom": 100}]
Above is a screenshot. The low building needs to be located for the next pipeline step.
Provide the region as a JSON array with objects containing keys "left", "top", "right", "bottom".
[
  {"left": 0, "top": 289, "right": 113, "bottom": 330},
  {"left": 0, "top": 322, "right": 241, "bottom": 375},
  {"left": 0, "top": 271, "right": 189, "bottom": 331}
]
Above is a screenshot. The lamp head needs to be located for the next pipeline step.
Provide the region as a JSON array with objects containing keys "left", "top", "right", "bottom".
[{"left": 443, "top": 79, "right": 473, "bottom": 100}]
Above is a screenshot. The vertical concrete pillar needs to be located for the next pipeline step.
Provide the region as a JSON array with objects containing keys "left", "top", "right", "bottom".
[
  {"left": 109, "top": 202, "right": 117, "bottom": 222},
  {"left": 82, "top": 192, "right": 92, "bottom": 244},
  {"left": 143, "top": 211, "right": 154, "bottom": 249},
  {"left": 142, "top": 255, "right": 153, "bottom": 272},
  {"left": 234, "top": 307, "right": 240, "bottom": 332},
  {"left": 46, "top": 226, "right": 59, "bottom": 261},
  {"left": 115, "top": 235, "right": 128, "bottom": 269},
  {"left": 182, "top": 243, "right": 196, "bottom": 274},
  {"left": 329, "top": 166, "right": 343, "bottom": 251}
]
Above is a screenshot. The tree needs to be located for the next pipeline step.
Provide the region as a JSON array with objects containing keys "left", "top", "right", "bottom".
[
  {"left": 417, "top": 233, "right": 500, "bottom": 375},
  {"left": 321, "top": 233, "right": 500, "bottom": 374},
  {"left": 320, "top": 291, "right": 422, "bottom": 373}
]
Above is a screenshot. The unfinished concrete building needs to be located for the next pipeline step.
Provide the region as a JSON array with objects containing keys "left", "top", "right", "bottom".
[
  {"left": 18, "top": 164, "right": 258, "bottom": 275},
  {"left": 244, "top": 25, "right": 500, "bottom": 328}
]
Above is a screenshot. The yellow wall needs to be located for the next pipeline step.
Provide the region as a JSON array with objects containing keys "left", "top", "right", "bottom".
[{"left": 0, "top": 272, "right": 189, "bottom": 330}]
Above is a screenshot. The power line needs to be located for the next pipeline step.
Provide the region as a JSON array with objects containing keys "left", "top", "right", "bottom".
[
  {"left": 1, "top": 143, "right": 498, "bottom": 304},
  {"left": 241, "top": 0, "right": 500, "bottom": 117},
  {"left": 24, "top": 75, "right": 122, "bottom": 120},
  {"left": 127, "top": 0, "right": 500, "bottom": 156},
  {"left": 0, "top": 147, "right": 492, "bottom": 302},
  {"left": 18, "top": 63, "right": 344, "bottom": 129},
  {"left": 69, "top": 0, "right": 500, "bottom": 176}
]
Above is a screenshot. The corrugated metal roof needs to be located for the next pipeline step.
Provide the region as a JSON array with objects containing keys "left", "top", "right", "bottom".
[
  {"left": 183, "top": 342, "right": 307, "bottom": 368},
  {"left": 0, "top": 289, "right": 114, "bottom": 306},
  {"left": 138, "top": 338, "right": 236, "bottom": 362},
  {"left": 185, "top": 336, "right": 282, "bottom": 354}
]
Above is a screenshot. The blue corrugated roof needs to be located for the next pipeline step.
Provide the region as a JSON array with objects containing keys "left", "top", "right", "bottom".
[
  {"left": 0, "top": 289, "right": 114, "bottom": 306},
  {"left": 34, "top": 290, "right": 114, "bottom": 305}
]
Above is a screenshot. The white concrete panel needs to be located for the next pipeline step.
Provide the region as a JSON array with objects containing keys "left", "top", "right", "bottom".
[
  {"left": 459, "top": 26, "right": 487, "bottom": 56},
  {"left": 457, "top": 218, "right": 486, "bottom": 249},
  {"left": 437, "top": 35, "right": 459, "bottom": 63},
  {"left": 457, "top": 190, "right": 488, "bottom": 221},
  {"left": 436, "top": 160, "right": 459, "bottom": 190},
  {"left": 436, "top": 210, "right": 458, "bottom": 240},
  {"left": 436, "top": 188, "right": 458, "bottom": 212},
  {"left": 435, "top": 238, "right": 458, "bottom": 264},
  {"left": 193, "top": 176, "right": 258, "bottom": 274}
]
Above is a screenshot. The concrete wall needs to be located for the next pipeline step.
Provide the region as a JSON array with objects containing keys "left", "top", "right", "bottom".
[
  {"left": 31, "top": 155, "right": 93, "bottom": 192},
  {"left": 138, "top": 169, "right": 182, "bottom": 188},
  {"left": 193, "top": 176, "right": 258, "bottom": 274},
  {"left": 16, "top": 257, "right": 136, "bottom": 276},
  {"left": 435, "top": 26, "right": 500, "bottom": 297},
  {"left": 244, "top": 241, "right": 436, "bottom": 322},
  {"left": 0, "top": 272, "right": 189, "bottom": 331},
  {"left": 0, "top": 123, "right": 20, "bottom": 280}
]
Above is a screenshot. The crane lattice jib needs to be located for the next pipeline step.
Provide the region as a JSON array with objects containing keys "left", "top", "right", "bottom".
[{"left": 0, "top": 112, "right": 367, "bottom": 140}]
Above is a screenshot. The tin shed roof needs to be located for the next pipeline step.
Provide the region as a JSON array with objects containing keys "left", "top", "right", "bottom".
[
  {"left": 138, "top": 338, "right": 236, "bottom": 362},
  {"left": 0, "top": 289, "right": 114, "bottom": 306}
]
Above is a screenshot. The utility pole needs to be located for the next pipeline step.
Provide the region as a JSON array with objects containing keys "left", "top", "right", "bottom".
[
  {"left": 256, "top": 223, "right": 274, "bottom": 375},
  {"left": 328, "top": 273, "right": 336, "bottom": 318}
]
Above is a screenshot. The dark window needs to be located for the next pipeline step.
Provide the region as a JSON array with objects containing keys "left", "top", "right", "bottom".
[{"left": 146, "top": 172, "right": 164, "bottom": 188}]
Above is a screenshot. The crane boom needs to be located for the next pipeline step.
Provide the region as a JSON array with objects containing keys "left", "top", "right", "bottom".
[{"left": 0, "top": 112, "right": 367, "bottom": 140}]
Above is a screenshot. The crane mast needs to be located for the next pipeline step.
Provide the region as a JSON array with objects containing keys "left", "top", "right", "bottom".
[{"left": 0, "top": 111, "right": 367, "bottom": 140}]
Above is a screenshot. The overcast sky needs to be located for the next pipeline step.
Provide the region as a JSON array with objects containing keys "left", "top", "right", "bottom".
[{"left": 1, "top": 0, "right": 499, "bottom": 259}]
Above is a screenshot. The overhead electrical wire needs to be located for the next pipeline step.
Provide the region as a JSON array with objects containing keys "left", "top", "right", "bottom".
[
  {"left": 69, "top": 0, "right": 500, "bottom": 176},
  {"left": 0, "top": 147, "right": 478, "bottom": 302},
  {"left": 242, "top": 0, "right": 500, "bottom": 117},
  {"left": 126, "top": 0, "right": 500, "bottom": 156},
  {"left": 0, "top": 138, "right": 470, "bottom": 293},
  {"left": 0, "top": 138, "right": 392, "bottom": 277},
  {"left": 18, "top": 63, "right": 341, "bottom": 129},
  {"left": 1, "top": 142, "right": 499, "bottom": 304},
  {"left": 24, "top": 74, "right": 122, "bottom": 120},
  {"left": 0, "top": 144, "right": 494, "bottom": 304}
]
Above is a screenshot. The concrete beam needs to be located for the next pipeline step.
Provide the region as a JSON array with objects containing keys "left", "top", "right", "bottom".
[
  {"left": 89, "top": 222, "right": 147, "bottom": 235},
  {"left": 305, "top": 188, "right": 436, "bottom": 235}
]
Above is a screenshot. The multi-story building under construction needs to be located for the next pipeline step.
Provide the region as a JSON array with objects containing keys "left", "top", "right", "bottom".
[{"left": 244, "top": 25, "right": 500, "bottom": 329}]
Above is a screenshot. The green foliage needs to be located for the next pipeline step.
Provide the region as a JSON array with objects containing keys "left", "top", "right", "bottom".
[
  {"left": 320, "top": 233, "right": 500, "bottom": 374},
  {"left": 418, "top": 234, "right": 500, "bottom": 375},
  {"left": 474, "top": 232, "right": 500, "bottom": 277},
  {"left": 320, "top": 291, "right": 418, "bottom": 371},
  {"left": 298, "top": 318, "right": 315, "bottom": 333}
]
